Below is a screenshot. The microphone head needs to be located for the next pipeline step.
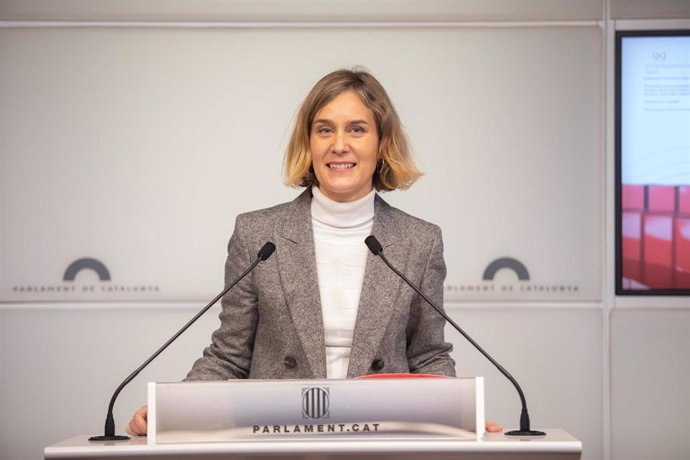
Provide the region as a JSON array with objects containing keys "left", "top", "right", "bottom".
[
  {"left": 258, "top": 242, "right": 276, "bottom": 261},
  {"left": 364, "top": 235, "right": 383, "bottom": 255}
]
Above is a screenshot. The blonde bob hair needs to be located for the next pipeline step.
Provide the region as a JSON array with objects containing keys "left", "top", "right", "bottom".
[{"left": 283, "top": 68, "right": 422, "bottom": 191}]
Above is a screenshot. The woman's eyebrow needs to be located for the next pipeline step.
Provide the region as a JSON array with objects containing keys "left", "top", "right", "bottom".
[
  {"left": 313, "top": 119, "right": 371, "bottom": 125},
  {"left": 312, "top": 118, "right": 332, "bottom": 125}
]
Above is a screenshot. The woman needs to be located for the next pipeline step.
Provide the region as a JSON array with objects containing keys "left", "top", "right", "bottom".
[{"left": 126, "top": 68, "right": 471, "bottom": 435}]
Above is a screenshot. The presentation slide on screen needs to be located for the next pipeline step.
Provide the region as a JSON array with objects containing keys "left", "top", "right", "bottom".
[
  {"left": 620, "top": 34, "right": 690, "bottom": 292},
  {"left": 621, "top": 35, "right": 690, "bottom": 186}
]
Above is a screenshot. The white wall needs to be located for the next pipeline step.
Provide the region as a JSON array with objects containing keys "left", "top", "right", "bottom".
[
  {"left": 0, "top": 1, "right": 689, "bottom": 460},
  {"left": 0, "top": 25, "right": 603, "bottom": 303},
  {"left": 609, "top": 308, "right": 690, "bottom": 460}
]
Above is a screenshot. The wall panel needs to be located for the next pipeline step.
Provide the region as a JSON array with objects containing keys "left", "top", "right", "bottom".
[
  {"left": 0, "top": 305, "right": 605, "bottom": 460},
  {"left": 0, "top": 25, "right": 603, "bottom": 303},
  {"left": 0, "top": 0, "right": 604, "bottom": 22},
  {"left": 610, "top": 309, "right": 690, "bottom": 460}
]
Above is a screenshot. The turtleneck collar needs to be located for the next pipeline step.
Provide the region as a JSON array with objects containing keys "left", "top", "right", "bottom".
[{"left": 311, "top": 186, "right": 376, "bottom": 228}]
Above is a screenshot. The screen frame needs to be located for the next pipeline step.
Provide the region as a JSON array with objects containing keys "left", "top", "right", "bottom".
[{"left": 615, "top": 29, "right": 690, "bottom": 296}]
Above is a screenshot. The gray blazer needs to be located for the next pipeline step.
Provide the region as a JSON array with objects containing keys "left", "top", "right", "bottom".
[{"left": 185, "top": 188, "right": 455, "bottom": 380}]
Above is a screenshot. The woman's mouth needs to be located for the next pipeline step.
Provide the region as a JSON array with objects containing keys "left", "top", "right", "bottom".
[{"left": 328, "top": 163, "right": 356, "bottom": 169}]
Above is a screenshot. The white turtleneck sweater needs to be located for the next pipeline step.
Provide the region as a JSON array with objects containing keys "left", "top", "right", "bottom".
[{"left": 311, "top": 186, "right": 375, "bottom": 379}]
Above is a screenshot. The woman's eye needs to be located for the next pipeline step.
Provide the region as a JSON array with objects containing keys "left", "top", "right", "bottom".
[
  {"left": 317, "top": 126, "right": 333, "bottom": 135},
  {"left": 350, "top": 126, "right": 365, "bottom": 134}
]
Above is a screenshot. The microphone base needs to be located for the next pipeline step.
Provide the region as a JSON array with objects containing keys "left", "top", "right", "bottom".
[
  {"left": 89, "top": 435, "right": 130, "bottom": 441},
  {"left": 505, "top": 429, "right": 546, "bottom": 436}
]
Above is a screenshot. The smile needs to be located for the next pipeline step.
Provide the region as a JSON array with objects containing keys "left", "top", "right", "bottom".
[{"left": 328, "top": 163, "right": 356, "bottom": 169}]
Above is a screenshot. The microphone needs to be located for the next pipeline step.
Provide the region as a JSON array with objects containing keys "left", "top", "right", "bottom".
[
  {"left": 364, "top": 235, "right": 544, "bottom": 436},
  {"left": 89, "top": 241, "right": 276, "bottom": 441}
]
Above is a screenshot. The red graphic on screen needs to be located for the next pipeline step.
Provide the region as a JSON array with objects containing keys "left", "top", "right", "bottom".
[{"left": 621, "top": 185, "right": 690, "bottom": 290}]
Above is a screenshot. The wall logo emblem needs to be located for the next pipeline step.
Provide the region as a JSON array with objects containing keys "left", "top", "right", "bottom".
[
  {"left": 63, "top": 258, "right": 111, "bottom": 282},
  {"left": 11, "top": 256, "right": 160, "bottom": 298},
  {"left": 302, "top": 387, "right": 330, "bottom": 420},
  {"left": 482, "top": 257, "right": 530, "bottom": 281},
  {"left": 445, "top": 255, "right": 580, "bottom": 296}
]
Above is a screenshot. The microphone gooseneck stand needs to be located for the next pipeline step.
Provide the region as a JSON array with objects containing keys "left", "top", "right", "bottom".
[
  {"left": 364, "top": 235, "right": 544, "bottom": 436},
  {"left": 89, "top": 242, "right": 276, "bottom": 441}
]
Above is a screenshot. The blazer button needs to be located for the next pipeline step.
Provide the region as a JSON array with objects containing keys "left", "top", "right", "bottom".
[
  {"left": 284, "top": 356, "right": 297, "bottom": 369},
  {"left": 370, "top": 358, "right": 385, "bottom": 371}
]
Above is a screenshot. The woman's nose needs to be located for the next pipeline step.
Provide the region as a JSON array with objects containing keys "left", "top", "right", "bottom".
[{"left": 332, "top": 130, "right": 349, "bottom": 153}]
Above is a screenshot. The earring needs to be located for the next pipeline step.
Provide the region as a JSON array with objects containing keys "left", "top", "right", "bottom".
[{"left": 378, "top": 159, "right": 386, "bottom": 174}]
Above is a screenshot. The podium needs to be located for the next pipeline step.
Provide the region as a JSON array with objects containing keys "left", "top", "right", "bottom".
[
  {"left": 149, "top": 377, "right": 485, "bottom": 443},
  {"left": 46, "top": 378, "right": 582, "bottom": 459}
]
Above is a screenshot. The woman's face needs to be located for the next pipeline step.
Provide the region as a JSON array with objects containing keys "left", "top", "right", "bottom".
[{"left": 310, "top": 90, "right": 379, "bottom": 203}]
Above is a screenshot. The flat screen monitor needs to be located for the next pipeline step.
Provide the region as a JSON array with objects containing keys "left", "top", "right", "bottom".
[{"left": 616, "top": 29, "right": 690, "bottom": 295}]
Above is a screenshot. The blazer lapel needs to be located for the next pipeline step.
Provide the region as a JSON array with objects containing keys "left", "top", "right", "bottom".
[
  {"left": 276, "top": 189, "right": 327, "bottom": 378},
  {"left": 347, "top": 195, "right": 411, "bottom": 377}
]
